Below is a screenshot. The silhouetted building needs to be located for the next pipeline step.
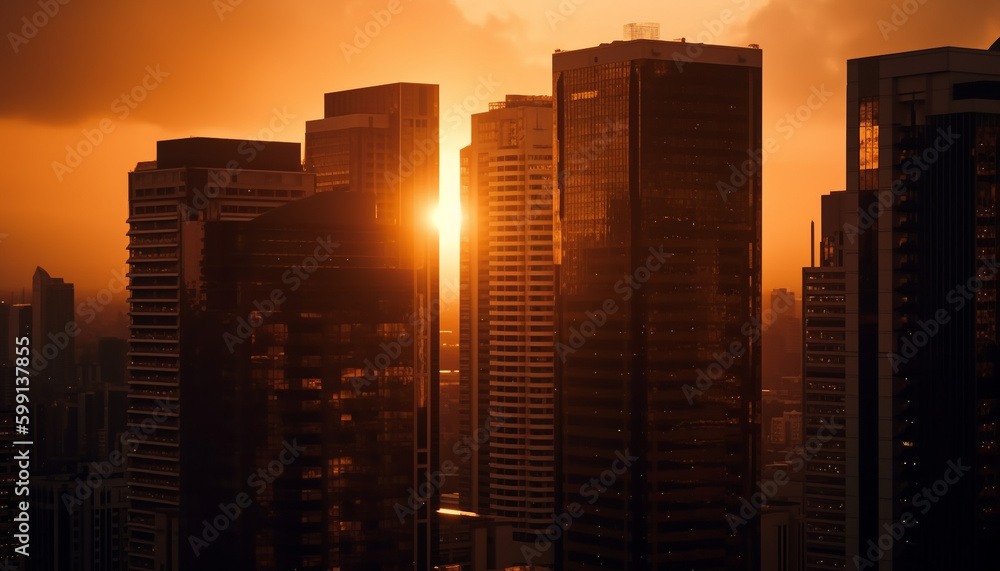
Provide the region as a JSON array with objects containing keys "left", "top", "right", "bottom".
[
  {"left": 802, "top": 42, "right": 1000, "bottom": 570},
  {"left": 98, "top": 337, "right": 128, "bottom": 387},
  {"left": 30, "top": 472, "right": 128, "bottom": 571},
  {"left": 31, "top": 267, "right": 75, "bottom": 393},
  {"left": 306, "top": 82, "right": 440, "bottom": 570},
  {"left": 125, "top": 137, "right": 314, "bottom": 570},
  {"left": 459, "top": 95, "right": 555, "bottom": 547},
  {"left": 763, "top": 288, "right": 802, "bottom": 395},
  {"left": 801, "top": 191, "right": 852, "bottom": 570},
  {"left": 553, "top": 39, "right": 762, "bottom": 569},
  {"left": 191, "top": 190, "right": 432, "bottom": 570}
]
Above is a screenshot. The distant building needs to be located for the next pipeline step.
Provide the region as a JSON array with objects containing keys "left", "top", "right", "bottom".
[
  {"left": 30, "top": 472, "right": 128, "bottom": 571},
  {"left": 31, "top": 267, "right": 75, "bottom": 394}
]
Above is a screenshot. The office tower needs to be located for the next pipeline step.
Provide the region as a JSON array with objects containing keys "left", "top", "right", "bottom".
[
  {"left": 801, "top": 191, "right": 852, "bottom": 570},
  {"left": 31, "top": 266, "right": 75, "bottom": 393},
  {"left": 553, "top": 39, "right": 762, "bottom": 569},
  {"left": 805, "top": 44, "right": 1000, "bottom": 570},
  {"left": 458, "top": 95, "right": 555, "bottom": 544},
  {"left": 125, "top": 137, "right": 314, "bottom": 570},
  {"left": 195, "top": 191, "right": 425, "bottom": 570},
  {"left": 305, "top": 82, "right": 440, "bottom": 570}
]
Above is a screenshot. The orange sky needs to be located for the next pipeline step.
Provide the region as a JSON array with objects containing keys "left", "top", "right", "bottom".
[{"left": 1, "top": 0, "right": 997, "bottom": 311}]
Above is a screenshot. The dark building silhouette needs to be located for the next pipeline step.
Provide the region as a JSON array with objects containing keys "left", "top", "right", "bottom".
[
  {"left": 553, "top": 38, "right": 762, "bottom": 569},
  {"left": 125, "top": 137, "right": 315, "bottom": 570},
  {"left": 763, "top": 288, "right": 802, "bottom": 397},
  {"left": 31, "top": 267, "right": 75, "bottom": 394},
  {"left": 458, "top": 94, "right": 555, "bottom": 548},
  {"left": 30, "top": 473, "right": 128, "bottom": 571},
  {"left": 306, "top": 82, "right": 440, "bottom": 570},
  {"left": 801, "top": 191, "right": 851, "bottom": 570},
  {"left": 98, "top": 337, "right": 128, "bottom": 387},
  {"left": 801, "top": 43, "right": 1000, "bottom": 570},
  {"left": 192, "top": 191, "right": 426, "bottom": 569}
]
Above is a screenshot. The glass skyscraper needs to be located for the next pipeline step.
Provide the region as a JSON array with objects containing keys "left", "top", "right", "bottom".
[{"left": 553, "top": 39, "right": 762, "bottom": 569}]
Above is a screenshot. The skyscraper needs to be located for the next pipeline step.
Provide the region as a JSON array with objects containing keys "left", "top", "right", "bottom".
[
  {"left": 31, "top": 266, "right": 75, "bottom": 393},
  {"left": 553, "top": 39, "right": 762, "bottom": 569},
  {"left": 125, "top": 137, "right": 314, "bottom": 570},
  {"left": 305, "top": 82, "right": 440, "bottom": 569},
  {"left": 458, "top": 95, "right": 555, "bottom": 546},
  {"left": 195, "top": 190, "right": 422, "bottom": 570},
  {"left": 802, "top": 44, "right": 1000, "bottom": 570},
  {"left": 801, "top": 191, "right": 852, "bottom": 570}
]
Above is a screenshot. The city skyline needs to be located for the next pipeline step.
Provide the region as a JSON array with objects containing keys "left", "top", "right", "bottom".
[
  {"left": 2, "top": 2, "right": 1000, "bottom": 570},
  {"left": 3, "top": 0, "right": 999, "bottom": 313}
]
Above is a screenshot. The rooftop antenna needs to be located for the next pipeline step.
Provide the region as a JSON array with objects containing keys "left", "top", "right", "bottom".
[{"left": 810, "top": 221, "right": 816, "bottom": 268}]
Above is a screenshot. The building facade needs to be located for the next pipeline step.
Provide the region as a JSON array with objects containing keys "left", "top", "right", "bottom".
[
  {"left": 459, "top": 95, "right": 556, "bottom": 544},
  {"left": 843, "top": 45, "right": 1000, "bottom": 569},
  {"left": 125, "top": 137, "right": 314, "bottom": 570},
  {"left": 305, "top": 82, "right": 441, "bottom": 569},
  {"left": 553, "top": 39, "right": 762, "bottom": 569}
]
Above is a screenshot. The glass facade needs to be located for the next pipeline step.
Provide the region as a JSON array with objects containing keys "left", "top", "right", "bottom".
[{"left": 554, "top": 43, "right": 762, "bottom": 569}]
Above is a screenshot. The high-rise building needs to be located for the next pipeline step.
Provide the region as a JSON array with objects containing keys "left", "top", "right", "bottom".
[
  {"left": 553, "top": 39, "right": 762, "bottom": 569},
  {"left": 458, "top": 95, "right": 555, "bottom": 545},
  {"left": 801, "top": 191, "right": 852, "bottom": 570},
  {"left": 802, "top": 42, "right": 1000, "bottom": 570},
  {"left": 196, "top": 190, "right": 426, "bottom": 570},
  {"left": 125, "top": 137, "right": 314, "bottom": 570},
  {"left": 305, "top": 82, "right": 440, "bottom": 570},
  {"left": 31, "top": 267, "right": 75, "bottom": 393}
]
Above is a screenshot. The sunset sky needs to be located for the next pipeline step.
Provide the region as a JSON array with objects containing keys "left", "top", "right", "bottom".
[{"left": 1, "top": 0, "right": 997, "bottom": 310}]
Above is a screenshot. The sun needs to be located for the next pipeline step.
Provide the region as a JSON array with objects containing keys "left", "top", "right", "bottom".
[{"left": 431, "top": 197, "right": 462, "bottom": 236}]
